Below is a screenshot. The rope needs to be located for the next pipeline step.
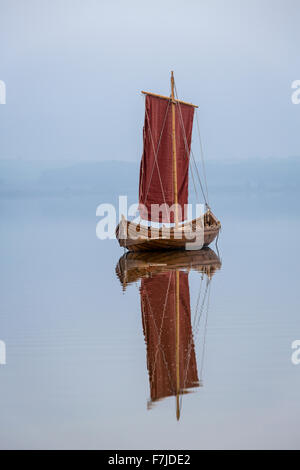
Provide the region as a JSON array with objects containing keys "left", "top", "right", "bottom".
[
  {"left": 174, "top": 81, "right": 209, "bottom": 208},
  {"left": 192, "top": 273, "right": 204, "bottom": 331},
  {"left": 179, "top": 273, "right": 210, "bottom": 413},
  {"left": 180, "top": 273, "right": 210, "bottom": 409},
  {"left": 174, "top": 93, "right": 199, "bottom": 202},
  {"left": 215, "top": 229, "right": 220, "bottom": 259},
  {"left": 195, "top": 111, "right": 209, "bottom": 206},
  {"left": 193, "top": 278, "right": 210, "bottom": 341},
  {"left": 174, "top": 83, "right": 208, "bottom": 206},
  {"left": 178, "top": 268, "right": 212, "bottom": 415},
  {"left": 199, "top": 280, "right": 211, "bottom": 384}
]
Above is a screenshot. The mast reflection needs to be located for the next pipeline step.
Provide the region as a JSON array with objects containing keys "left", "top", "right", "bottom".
[{"left": 116, "top": 248, "right": 221, "bottom": 420}]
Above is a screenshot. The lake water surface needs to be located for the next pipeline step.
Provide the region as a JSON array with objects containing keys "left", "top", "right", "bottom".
[{"left": 0, "top": 191, "right": 299, "bottom": 449}]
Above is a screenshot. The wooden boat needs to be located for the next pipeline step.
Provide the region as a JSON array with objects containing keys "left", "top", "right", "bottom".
[
  {"left": 116, "top": 248, "right": 221, "bottom": 419},
  {"left": 116, "top": 71, "right": 221, "bottom": 252}
]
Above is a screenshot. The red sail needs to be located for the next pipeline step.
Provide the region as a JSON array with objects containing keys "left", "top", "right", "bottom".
[
  {"left": 139, "top": 95, "right": 194, "bottom": 222},
  {"left": 141, "top": 271, "right": 199, "bottom": 403}
]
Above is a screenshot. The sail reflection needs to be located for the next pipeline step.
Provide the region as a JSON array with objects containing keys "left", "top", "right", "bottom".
[{"left": 116, "top": 248, "right": 221, "bottom": 419}]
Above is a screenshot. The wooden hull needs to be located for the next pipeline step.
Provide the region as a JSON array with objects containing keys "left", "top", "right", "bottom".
[{"left": 116, "top": 211, "right": 221, "bottom": 252}]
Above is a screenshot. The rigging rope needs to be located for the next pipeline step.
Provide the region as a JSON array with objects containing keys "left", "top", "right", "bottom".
[
  {"left": 174, "top": 93, "right": 199, "bottom": 202},
  {"left": 195, "top": 111, "right": 209, "bottom": 206},
  {"left": 179, "top": 273, "right": 211, "bottom": 414},
  {"left": 174, "top": 81, "right": 209, "bottom": 208},
  {"left": 193, "top": 277, "right": 210, "bottom": 342},
  {"left": 199, "top": 280, "right": 211, "bottom": 384}
]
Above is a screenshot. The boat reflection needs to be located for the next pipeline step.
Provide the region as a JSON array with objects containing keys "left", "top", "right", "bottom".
[{"left": 116, "top": 248, "right": 221, "bottom": 420}]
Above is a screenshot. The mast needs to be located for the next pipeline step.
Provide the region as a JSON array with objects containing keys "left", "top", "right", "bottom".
[
  {"left": 172, "top": 73, "right": 180, "bottom": 420},
  {"left": 171, "top": 71, "right": 179, "bottom": 227},
  {"left": 171, "top": 72, "right": 180, "bottom": 417}
]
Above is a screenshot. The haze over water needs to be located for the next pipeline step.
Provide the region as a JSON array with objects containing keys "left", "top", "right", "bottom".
[{"left": 0, "top": 161, "right": 299, "bottom": 449}]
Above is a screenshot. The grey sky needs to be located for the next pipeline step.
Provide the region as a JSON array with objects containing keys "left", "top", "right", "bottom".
[{"left": 0, "top": 0, "right": 299, "bottom": 161}]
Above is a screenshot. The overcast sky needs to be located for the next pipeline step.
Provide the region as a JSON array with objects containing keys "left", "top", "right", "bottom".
[{"left": 0, "top": 0, "right": 300, "bottom": 162}]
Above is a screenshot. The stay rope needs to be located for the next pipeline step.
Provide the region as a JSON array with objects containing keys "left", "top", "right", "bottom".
[
  {"left": 195, "top": 111, "right": 210, "bottom": 206},
  {"left": 174, "top": 81, "right": 209, "bottom": 208},
  {"left": 199, "top": 281, "right": 211, "bottom": 384},
  {"left": 178, "top": 272, "right": 211, "bottom": 415}
]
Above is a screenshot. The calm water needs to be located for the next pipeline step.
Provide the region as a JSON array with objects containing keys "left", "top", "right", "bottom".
[{"left": 0, "top": 191, "right": 300, "bottom": 449}]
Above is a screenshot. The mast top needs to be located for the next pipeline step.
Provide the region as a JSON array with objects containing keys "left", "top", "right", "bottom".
[
  {"left": 171, "top": 70, "right": 174, "bottom": 85},
  {"left": 142, "top": 71, "right": 199, "bottom": 108}
]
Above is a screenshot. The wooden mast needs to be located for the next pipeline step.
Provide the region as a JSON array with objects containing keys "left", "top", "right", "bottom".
[
  {"left": 171, "top": 71, "right": 179, "bottom": 228},
  {"left": 171, "top": 72, "right": 180, "bottom": 420}
]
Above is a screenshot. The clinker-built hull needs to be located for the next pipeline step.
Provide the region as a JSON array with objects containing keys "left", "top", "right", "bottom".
[{"left": 116, "top": 211, "right": 221, "bottom": 252}]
